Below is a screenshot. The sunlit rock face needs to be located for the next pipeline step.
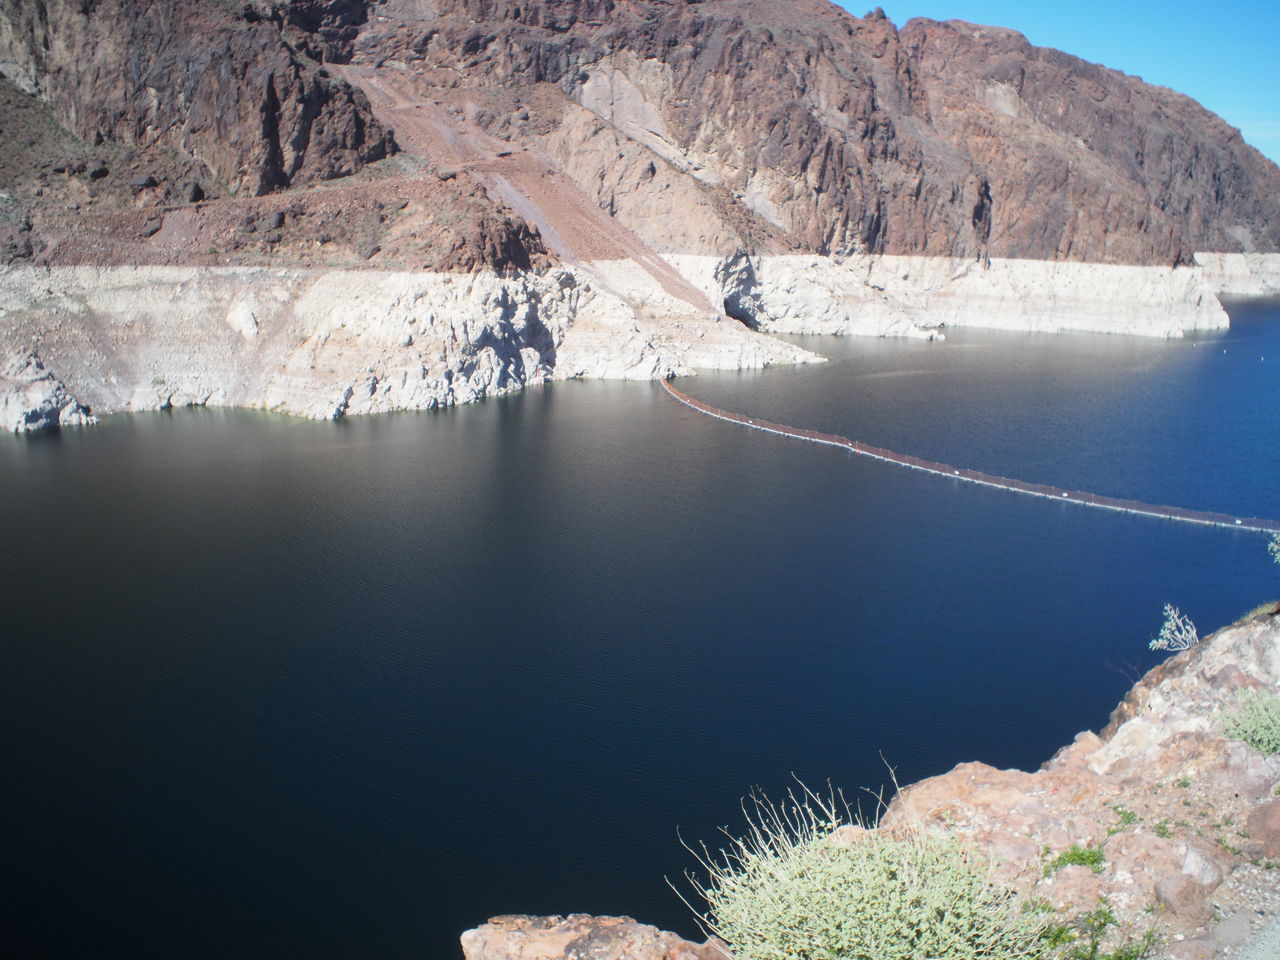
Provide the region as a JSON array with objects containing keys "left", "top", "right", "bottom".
[
  {"left": 460, "top": 914, "right": 728, "bottom": 960},
  {"left": 878, "top": 610, "right": 1280, "bottom": 954},
  {"left": 0, "top": 264, "right": 816, "bottom": 431},
  {"left": 0, "top": 350, "right": 95, "bottom": 433}
]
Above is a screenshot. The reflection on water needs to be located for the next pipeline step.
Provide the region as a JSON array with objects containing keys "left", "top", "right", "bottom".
[{"left": 2, "top": 301, "right": 1278, "bottom": 958}]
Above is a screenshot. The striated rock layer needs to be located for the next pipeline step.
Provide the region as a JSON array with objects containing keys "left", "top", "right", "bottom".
[
  {"left": 6, "top": 250, "right": 1277, "bottom": 431},
  {"left": 673, "top": 253, "right": 1257, "bottom": 339},
  {"left": 460, "top": 608, "right": 1280, "bottom": 959},
  {"left": 0, "top": 264, "right": 814, "bottom": 431}
]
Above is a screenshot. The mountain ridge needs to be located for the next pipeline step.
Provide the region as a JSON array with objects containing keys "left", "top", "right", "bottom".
[{"left": 2, "top": 0, "right": 1278, "bottom": 270}]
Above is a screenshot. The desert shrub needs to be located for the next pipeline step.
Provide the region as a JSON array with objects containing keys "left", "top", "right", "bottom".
[
  {"left": 679, "top": 785, "right": 1046, "bottom": 960},
  {"left": 1224, "top": 692, "right": 1280, "bottom": 755},
  {"left": 1149, "top": 605, "right": 1198, "bottom": 652}
]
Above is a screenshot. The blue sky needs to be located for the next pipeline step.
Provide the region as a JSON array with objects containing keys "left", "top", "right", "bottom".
[{"left": 832, "top": 1, "right": 1280, "bottom": 165}]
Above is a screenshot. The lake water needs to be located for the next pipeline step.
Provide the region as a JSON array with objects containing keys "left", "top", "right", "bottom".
[{"left": 4, "top": 300, "right": 1279, "bottom": 958}]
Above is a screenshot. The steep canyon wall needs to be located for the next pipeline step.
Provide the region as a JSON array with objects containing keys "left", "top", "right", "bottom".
[{"left": 2, "top": 0, "right": 1280, "bottom": 431}]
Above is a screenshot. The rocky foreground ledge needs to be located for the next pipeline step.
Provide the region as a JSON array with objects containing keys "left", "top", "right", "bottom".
[{"left": 462, "top": 609, "right": 1280, "bottom": 960}]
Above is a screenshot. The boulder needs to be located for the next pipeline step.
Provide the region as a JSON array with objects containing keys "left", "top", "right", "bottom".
[
  {"left": 460, "top": 915, "right": 729, "bottom": 960},
  {"left": 1246, "top": 799, "right": 1280, "bottom": 858},
  {"left": 1155, "top": 874, "right": 1213, "bottom": 925}
]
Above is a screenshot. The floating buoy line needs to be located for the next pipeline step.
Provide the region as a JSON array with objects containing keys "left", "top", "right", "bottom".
[{"left": 661, "top": 378, "right": 1280, "bottom": 534}]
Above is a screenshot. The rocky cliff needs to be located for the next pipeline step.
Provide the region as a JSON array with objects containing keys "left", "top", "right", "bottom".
[
  {"left": 0, "top": 0, "right": 395, "bottom": 198},
  {"left": 0, "top": 263, "right": 814, "bottom": 430},
  {"left": 3, "top": 0, "right": 1280, "bottom": 432},
  {"left": 349, "top": 0, "right": 1280, "bottom": 263},
  {"left": 5, "top": 0, "right": 1278, "bottom": 269}
]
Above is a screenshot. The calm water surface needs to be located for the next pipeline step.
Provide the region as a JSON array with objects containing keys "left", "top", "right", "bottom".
[{"left": 4, "top": 300, "right": 1279, "bottom": 958}]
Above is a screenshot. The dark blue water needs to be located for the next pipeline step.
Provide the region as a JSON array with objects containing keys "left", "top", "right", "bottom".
[{"left": 3, "top": 300, "right": 1278, "bottom": 959}]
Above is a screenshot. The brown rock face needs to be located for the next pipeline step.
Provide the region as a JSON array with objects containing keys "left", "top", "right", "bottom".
[
  {"left": 4, "top": 0, "right": 1279, "bottom": 273},
  {"left": 0, "top": 60, "right": 546, "bottom": 272},
  {"left": 350, "top": 0, "right": 1280, "bottom": 263},
  {"left": 0, "top": 0, "right": 395, "bottom": 197},
  {"left": 1247, "top": 799, "right": 1280, "bottom": 858},
  {"left": 1155, "top": 874, "right": 1214, "bottom": 925},
  {"left": 898, "top": 18, "right": 1280, "bottom": 263}
]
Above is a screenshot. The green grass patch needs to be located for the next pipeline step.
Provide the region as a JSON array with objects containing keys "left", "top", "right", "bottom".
[
  {"left": 1107, "top": 806, "right": 1141, "bottom": 835},
  {"left": 1045, "top": 844, "right": 1105, "bottom": 876}
]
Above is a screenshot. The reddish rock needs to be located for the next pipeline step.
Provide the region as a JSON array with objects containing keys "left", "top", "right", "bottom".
[
  {"left": 460, "top": 915, "right": 729, "bottom": 960},
  {"left": 1106, "top": 831, "right": 1180, "bottom": 883},
  {"left": 4, "top": 0, "right": 1280, "bottom": 275},
  {"left": 1042, "top": 864, "right": 1106, "bottom": 912},
  {"left": 1207, "top": 665, "right": 1267, "bottom": 694},
  {"left": 1155, "top": 874, "right": 1214, "bottom": 925},
  {"left": 0, "top": 0, "right": 394, "bottom": 197},
  {"left": 1203, "top": 740, "right": 1280, "bottom": 801},
  {"left": 1179, "top": 838, "right": 1230, "bottom": 889},
  {"left": 459, "top": 616, "right": 1280, "bottom": 959},
  {"left": 1246, "top": 799, "right": 1280, "bottom": 858}
]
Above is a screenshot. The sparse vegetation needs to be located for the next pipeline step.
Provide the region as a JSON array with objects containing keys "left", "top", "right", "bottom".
[
  {"left": 679, "top": 784, "right": 1048, "bottom": 960},
  {"left": 1108, "top": 806, "right": 1140, "bottom": 835},
  {"left": 1243, "top": 599, "right": 1280, "bottom": 620},
  {"left": 1149, "top": 604, "right": 1198, "bottom": 652},
  {"left": 1223, "top": 692, "right": 1280, "bottom": 755},
  {"left": 1044, "top": 844, "right": 1105, "bottom": 876},
  {"left": 1055, "top": 900, "right": 1157, "bottom": 960}
]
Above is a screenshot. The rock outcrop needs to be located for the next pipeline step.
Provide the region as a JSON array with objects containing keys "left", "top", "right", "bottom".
[
  {"left": 0, "top": 264, "right": 815, "bottom": 431},
  {"left": 0, "top": 0, "right": 395, "bottom": 198},
  {"left": 673, "top": 253, "right": 1236, "bottom": 338},
  {"left": 460, "top": 609, "right": 1280, "bottom": 960},
  {"left": 5, "top": 0, "right": 1280, "bottom": 268},
  {"left": 0, "top": 350, "right": 94, "bottom": 432},
  {"left": 461, "top": 915, "right": 728, "bottom": 960},
  {"left": 878, "top": 608, "right": 1280, "bottom": 957}
]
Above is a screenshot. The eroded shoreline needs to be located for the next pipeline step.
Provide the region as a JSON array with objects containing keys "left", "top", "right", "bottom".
[{"left": 3, "top": 252, "right": 1278, "bottom": 433}]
